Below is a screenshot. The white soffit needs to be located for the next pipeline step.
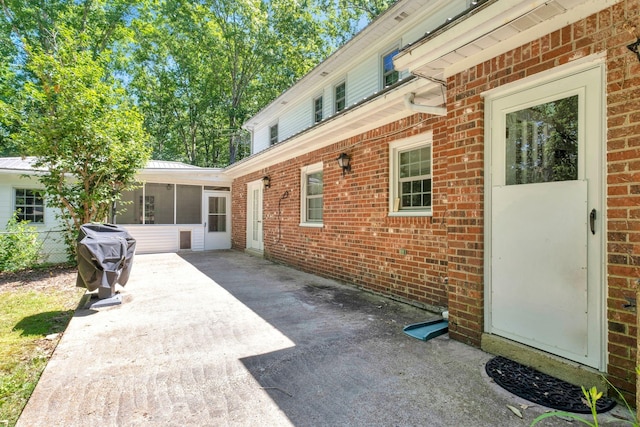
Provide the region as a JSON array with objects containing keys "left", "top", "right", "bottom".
[{"left": 395, "top": 0, "right": 619, "bottom": 80}]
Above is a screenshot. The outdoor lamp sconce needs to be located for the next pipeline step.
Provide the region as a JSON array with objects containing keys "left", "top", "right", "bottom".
[
  {"left": 337, "top": 153, "right": 351, "bottom": 176},
  {"left": 628, "top": 37, "right": 640, "bottom": 62},
  {"left": 262, "top": 175, "right": 271, "bottom": 189}
]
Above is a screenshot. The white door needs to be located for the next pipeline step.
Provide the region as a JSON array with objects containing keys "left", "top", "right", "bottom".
[
  {"left": 486, "top": 64, "right": 603, "bottom": 369},
  {"left": 203, "top": 191, "right": 231, "bottom": 250},
  {"left": 246, "top": 180, "right": 264, "bottom": 252}
]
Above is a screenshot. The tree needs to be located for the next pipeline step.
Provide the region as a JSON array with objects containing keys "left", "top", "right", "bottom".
[
  {"left": 129, "top": 0, "right": 395, "bottom": 167},
  {"left": 1, "top": 1, "right": 151, "bottom": 258},
  {"left": 12, "top": 27, "right": 150, "bottom": 258}
]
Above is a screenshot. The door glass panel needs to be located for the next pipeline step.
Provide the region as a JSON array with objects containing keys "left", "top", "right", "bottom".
[
  {"left": 252, "top": 189, "right": 259, "bottom": 240},
  {"left": 208, "top": 196, "right": 226, "bottom": 232},
  {"left": 505, "top": 95, "right": 578, "bottom": 185}
]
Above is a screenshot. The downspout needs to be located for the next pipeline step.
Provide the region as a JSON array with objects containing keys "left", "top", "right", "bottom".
[{"left": 404, "top": 92, "right": 447, "bottom": 116}]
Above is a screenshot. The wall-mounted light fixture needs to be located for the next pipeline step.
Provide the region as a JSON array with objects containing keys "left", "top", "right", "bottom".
[
  {"left": 262, "top": 175, "right": 271, "bottom": 189},
  {"left": 628, "top": 37, "right": 640, "bottom": 62},
  {"left": 336, "top": 153, "right": 351, "bottom": 176}
]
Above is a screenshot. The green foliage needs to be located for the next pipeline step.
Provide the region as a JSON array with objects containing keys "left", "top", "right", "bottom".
[
  {"left": 0, "top": 214, "right": 42, "bottom": 273},
  {"left": 531, "top": 381, "right": 639, "bottom": 426},
  {"left": 2, "top": 0, "right": 394, "bottom": 171},
  {"left": 129, "top": 0, "right": 394, "bottom": 167},
  {"left": 0, "top": 276, "right": 84, "bottom": 427},
  {"left": 8, "top": 22, "right": 150, "bottom": 257}
]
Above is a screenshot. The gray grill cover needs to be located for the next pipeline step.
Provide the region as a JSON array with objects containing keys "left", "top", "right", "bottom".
[{"left": 76, "top": 223, "right": 136, "bottom": 296}]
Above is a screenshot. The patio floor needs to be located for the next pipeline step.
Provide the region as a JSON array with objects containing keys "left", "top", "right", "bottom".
[{"left": 17, "top": 250, "right": 616, "bottom": 426}]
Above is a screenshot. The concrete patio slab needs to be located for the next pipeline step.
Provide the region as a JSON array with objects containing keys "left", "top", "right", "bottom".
[{"left": 17, "top": 251, "right": 627, "bottom": 426}]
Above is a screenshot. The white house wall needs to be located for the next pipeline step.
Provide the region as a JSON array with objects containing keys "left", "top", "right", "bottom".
[
  {"left": 348, "top": 55, "right": 379, "bottom": 107},
  {"left": 253, "top": 125, "right": 271, "bottom": 154},
  {"left": 123, "top": 225, "right": 205, "bottom": 254},
  {"left": 0, "top": 173, "right": 67, "bottom": 263},
  {"left": 280, "top": 100, "right": 312, "bottom": 142}
]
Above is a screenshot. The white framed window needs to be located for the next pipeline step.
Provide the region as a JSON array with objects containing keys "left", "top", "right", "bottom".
[
  {"left": 389, "top": 133, "right": 433, "bottom": 217},
  {"left": 269, "top": 123, "right": 278, "bottom": 145},
  {"left": 313, "top": 95, "right": 323, "bottom": 123},
  {"left": 300, "top": 162, "right": 323, "bottom": 227},
  {"left": 382, "top": 47, "right": 399, "bottom": 88},
  {"left": 334, "top": 82, "right": 346, "bottom": 113},
  {"left": 14, "top": 188, "right": 45, "bottom": 223}
]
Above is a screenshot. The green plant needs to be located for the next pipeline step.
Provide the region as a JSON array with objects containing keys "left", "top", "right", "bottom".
[
  {"left": 0, "top": 276, "right": 84, "bottom": 427},
  {"left": 531, "top": 376, "right": 639, "bottom": 426},
  {"left": 0, "top": 213, "right": 42, "bottom": 272}
]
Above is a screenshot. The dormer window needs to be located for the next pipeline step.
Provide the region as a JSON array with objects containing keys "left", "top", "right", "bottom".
[
  {"left": 269, "top": 123, "right": 278, "bottom": 145},
  {"left": 314, "top": 96, "right": 323, "bottom": 123},
  {"left": 383, "top": 48, "right": 399, "bottom": 87},
  {"left": 335, "top": 82, "right": 346, "bottom": 113}
]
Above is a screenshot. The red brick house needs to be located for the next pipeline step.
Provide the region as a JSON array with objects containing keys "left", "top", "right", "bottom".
[{"left": 226, "top": 0, "right": 640, "bottom": 400}]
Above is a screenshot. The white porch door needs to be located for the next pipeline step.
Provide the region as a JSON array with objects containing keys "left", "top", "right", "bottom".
[
  {"left": 486, "top": 64, "right": 603, "bottom": 369},
  {"left": 246, "top": 180, "right": 264, "bottom": 252},
  {"left": 203, "top": 191, "right": 231, "bottom": 250}
]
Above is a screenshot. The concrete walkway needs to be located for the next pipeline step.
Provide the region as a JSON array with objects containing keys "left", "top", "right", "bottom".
[{"left": 17, "top": 251, "right": 616, "bottom": 426}]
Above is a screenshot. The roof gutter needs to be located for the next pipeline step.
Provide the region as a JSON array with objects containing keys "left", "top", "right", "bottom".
[{"left": 404, "top": 93, "right": 446, "bottom": 116}]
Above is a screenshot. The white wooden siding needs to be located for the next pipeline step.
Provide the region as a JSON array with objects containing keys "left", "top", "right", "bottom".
[
  {"left": 0, "top": 181, "right": 12, "bottom": 227},
  {"left": 348, "top": 55, "right": 379, "bottom": 106},
  {"left": 253, "top": 125, "right": 271, "bottom": 152},
  {"left": 281, "top": 101, "right": 312, "bottom": 141},
  {"left": 122, "top": 225, "right": 205, "bottom": 254},
  {"left": 0, "top": 175, "right": 68, "bottom": 263}
]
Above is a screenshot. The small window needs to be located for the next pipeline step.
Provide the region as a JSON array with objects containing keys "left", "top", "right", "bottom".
[
  {"left": 15, "top": 189, "right": 45, "bottom": 223},
  {"left": 382, "top": 48, "right": 399, "bottom": 88},
  {"left": 335, "top": 82, "right": 346, "bottom": 113},
  {"left": 389, "top": 135, "right": 433, "bottom": 216},
  {"left": 300, "top": 162, "right": 323, "bottom": 226},
  {"left": 208, "top": 196, "right": 227, "bottom": 232},
  {"left": 314, "top": 96, "right": 323, "bottom": 123},
  {"left": 270, "top": 123, "right": 278, "bottom": 145},
  {"left": 505, "top": 95, "right": 578, "bottom": 185}
]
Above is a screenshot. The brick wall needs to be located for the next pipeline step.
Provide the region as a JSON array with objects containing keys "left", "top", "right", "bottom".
[
  {"left": 232, "top": 114, "right": 450, "bottom": 310},
  {"left": 446, "top": 0, "right": 640, "bottom": 399},
  {"left": 232, "top": 0, "right": 640, "bottom": 402}
]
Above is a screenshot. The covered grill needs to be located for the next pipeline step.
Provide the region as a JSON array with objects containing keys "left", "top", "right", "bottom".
[{"left": 76, "top": 223, "right": 136, "bottom": 300}]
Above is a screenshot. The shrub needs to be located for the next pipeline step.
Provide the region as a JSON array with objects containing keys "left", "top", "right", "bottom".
[{"left": 0, "top": 213, "right": 43, "bottom": 272}]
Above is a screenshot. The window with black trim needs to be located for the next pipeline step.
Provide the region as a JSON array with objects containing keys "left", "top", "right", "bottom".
[
  {"left": 270, "top": 123, "right": 278, "bottom": 145},
  {"left": 14, "top": 189, "right": 45, "bottom": 223},
  {"left": 335, "top": 82, "right": 346, "bottom": 113},
  {"left": 382, "top": 48, "right": 399, "bottom": 88},
  {"left": 314, "top": 96, "right": 323, "bottom": 123}
]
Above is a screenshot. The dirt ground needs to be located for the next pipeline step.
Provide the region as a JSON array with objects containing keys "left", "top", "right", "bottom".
[{"left": 0, "top": 265, "right": 78, "bottom": 292}]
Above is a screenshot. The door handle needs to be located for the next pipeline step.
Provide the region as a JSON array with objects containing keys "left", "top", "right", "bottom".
[{"left": 589, "top": 209, "right": 596, "bottom": 235}]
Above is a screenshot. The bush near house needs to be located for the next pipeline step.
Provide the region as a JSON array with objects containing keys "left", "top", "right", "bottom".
[{"left": 0, "top": 214, "right": 42, "bottom": 273}]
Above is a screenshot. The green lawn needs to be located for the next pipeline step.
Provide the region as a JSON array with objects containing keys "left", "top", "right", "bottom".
[{"left": 0, "top": 269, "right": 84, "bottom": 427}]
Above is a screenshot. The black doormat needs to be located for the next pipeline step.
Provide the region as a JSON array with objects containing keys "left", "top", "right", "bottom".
[{"left": 485, "top": 356, "right": 616, "bottom": 414}]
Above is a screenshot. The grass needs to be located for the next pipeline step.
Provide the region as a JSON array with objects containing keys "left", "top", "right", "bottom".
[{"left": 0, "top": 268, "right": 84, "bottom": 427}]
